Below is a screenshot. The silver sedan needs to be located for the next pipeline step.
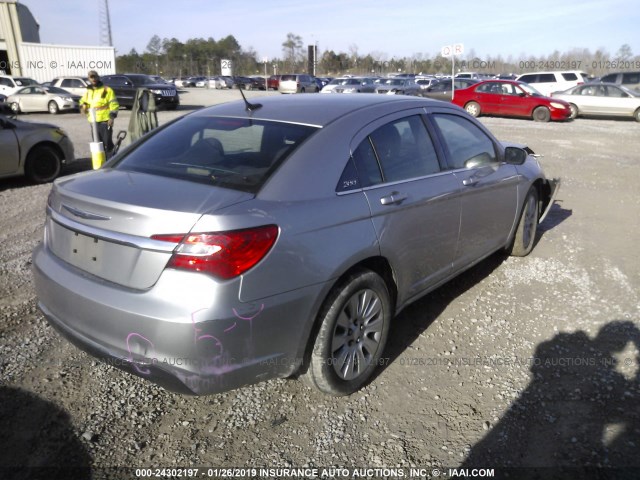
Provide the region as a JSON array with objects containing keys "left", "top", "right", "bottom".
[
  {"left": 374, "top": 78, "right": 421, "bottom": 95},
  {"left": 0, "top": 115, "right": 75, "bottom": 183},
  {"left": 551, "top": 83, "right": 640, "bottom": 121},
  {"left": 33, "top": 95, "right": 559, "bottom": 396},
  {"left": 7, "top": 85, "right": 80, "bottom": 114}
]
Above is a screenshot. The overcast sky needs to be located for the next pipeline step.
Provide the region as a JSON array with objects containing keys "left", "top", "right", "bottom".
[{"left": 26, "top": 0, "right": 638, "bottom": 61}]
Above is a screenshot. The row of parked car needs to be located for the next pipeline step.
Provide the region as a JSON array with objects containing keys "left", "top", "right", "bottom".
[
  {"left": 0, "top": 73, "right": 181, "bottom": 115},
  {"left": 306, "top": 70, "right": 640, "bottom": 123}
]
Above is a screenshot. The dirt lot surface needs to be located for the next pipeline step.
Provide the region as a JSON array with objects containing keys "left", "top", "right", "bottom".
[{"left": 0, "top": 88, "right": 638, "bottom": 480}]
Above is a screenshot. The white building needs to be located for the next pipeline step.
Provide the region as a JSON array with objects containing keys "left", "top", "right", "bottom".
[{"left": 0, "top": 0, "right": 115, "bottom": 82}]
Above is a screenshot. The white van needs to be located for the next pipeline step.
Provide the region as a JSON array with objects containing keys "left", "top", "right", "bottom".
[{"left": 516, "top": 71, "right": 588, "bottom": 96}]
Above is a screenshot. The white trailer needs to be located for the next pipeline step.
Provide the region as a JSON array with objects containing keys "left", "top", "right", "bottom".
[{"left": 18, "top": 42, "right": 116, "bottom": 83}]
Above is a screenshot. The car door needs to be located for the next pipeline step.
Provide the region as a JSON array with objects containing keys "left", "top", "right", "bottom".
[
  {"left": 570, "top": 84, "right": 600, "bottom": 115},
  {"left": 352, "top": 112, "right": 461, "bottom": 304},
  {"left": 60, "top": 78, "right": 86, "bottom": 96},
  {"left": 0, "top": 118, "right": 19, "bottom": 175},
  {"left": 472, "top": 82, "right": 502, "bottom": 114},
  {"left": 21, "top": 87, "right": 45, "bottom": 111},
  {"left": 602, "top": 85, "right": 636, "bottom": 116},
  {"left": 429, "top": 111, "right": 519, "bottom": 271}
]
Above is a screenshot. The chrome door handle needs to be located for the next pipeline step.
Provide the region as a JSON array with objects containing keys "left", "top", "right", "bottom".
[
  {"left": 380, "top": 192, "right": 408, "bottom": 205},
  {"left": 463, "top": 177, "right": 480, "bottom": 186}
]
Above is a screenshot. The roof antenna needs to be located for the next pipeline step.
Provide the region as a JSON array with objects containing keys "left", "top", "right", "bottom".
[{"left": 238, "top": 86, "right": 262, "bottom": 112}]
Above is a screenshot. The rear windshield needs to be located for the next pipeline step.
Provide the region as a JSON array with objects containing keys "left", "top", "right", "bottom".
[{"left": 114, "top": 116, "right": 318, "bottom": 193}]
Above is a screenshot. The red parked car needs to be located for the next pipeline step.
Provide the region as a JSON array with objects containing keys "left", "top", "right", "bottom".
[
  {"left": 267, "top": 75, "right": 281, "bottom": 90},
  {"left": 451, "top": 80, "right": 572, "bottom": 122}
]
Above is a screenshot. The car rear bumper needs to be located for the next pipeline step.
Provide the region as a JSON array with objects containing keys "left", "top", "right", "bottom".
[{"left": 33, "top": 243, "right": 324, "bottom": 395}]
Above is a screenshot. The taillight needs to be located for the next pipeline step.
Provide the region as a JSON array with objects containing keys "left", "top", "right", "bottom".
[{"left": 152, "top": 225, "right": 278, "bottom": 280}]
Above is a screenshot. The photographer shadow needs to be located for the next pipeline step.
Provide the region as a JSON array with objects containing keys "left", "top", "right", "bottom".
[
  {"left": 0, "top": 386, "right": 93, "bottom": 479},
  {"left": 461, "top": 320, "right": 640, "bottom": 479}
]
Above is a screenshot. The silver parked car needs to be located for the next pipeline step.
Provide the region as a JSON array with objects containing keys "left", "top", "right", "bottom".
[
  {"left": 7, "top": 85, "right": 80, "bottom": 114},
  {"left": 0, "top": 115, "right": 75, "bottom": 183},
  {"left": 332, "top": 77, "right": 377, "bottom": 94},
  {"left": 374, "top": 77, "right": 421, "bottom": 96},
  {"left": 33, "top": 95, "right": 559, "bottom": 396},
  {"left": 551, "top": 83, "right": 640, "bottom": 121}
]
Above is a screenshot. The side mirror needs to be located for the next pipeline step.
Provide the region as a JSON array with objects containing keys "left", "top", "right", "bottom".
[
  {"left": 518, "top": 92, "right": 527, "bottom": 97},
  {"left": 504, "top": 146, "right": 528, "bottom": 165}
]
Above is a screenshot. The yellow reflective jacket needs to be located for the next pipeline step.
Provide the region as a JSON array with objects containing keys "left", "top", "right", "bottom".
[{"left": 79, "top": 83, "right": 119, "bottom": 122}]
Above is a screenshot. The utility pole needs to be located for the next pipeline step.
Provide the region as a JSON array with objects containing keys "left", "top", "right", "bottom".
[{"left": 99, "top": 0, "right": 113, "bottom": 46}]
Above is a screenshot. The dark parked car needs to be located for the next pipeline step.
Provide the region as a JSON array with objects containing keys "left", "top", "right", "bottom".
[
  {"left": 233, "top": 76, "right": 265, "bottom": 90},
  {"left": 102, "top": 74, "right": 180, "bottom": 110},
  {"left": 33, "top": 95, "right": 558, "bottom": 397},
  {"left": 421, "top": 78, "right": 480, "bottom": 101},
  {"left": 599, "top": 71, "right": 640, "bottom": 93}
]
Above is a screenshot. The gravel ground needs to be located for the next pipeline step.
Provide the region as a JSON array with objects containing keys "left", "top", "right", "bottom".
[{"left": 0, "top": 88, "right": 639, "bottom": 479}]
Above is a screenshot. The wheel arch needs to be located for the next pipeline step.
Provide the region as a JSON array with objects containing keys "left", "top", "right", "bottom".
[
  {"left": 25, "top": 140, "right": 67, "bottom": 166},
  {"left": 294, "top": 255, "right": 398, "bottom": 376}
]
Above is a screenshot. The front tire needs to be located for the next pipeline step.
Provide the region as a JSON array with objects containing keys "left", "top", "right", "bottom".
[
  {"left": 634, "top": 108, "right": 640, "bottom": 122},
  {"left": 465, "top": 101, "right": 481, "bottom": 117},
  {"left": 25, "top": 145, "right": 62, "bottom": 183},
  {"left": 302, "top": 269, "right": 392, "bottom": 396},
  {"left": 508, "top": 187, "right": 539, "bottom": 257},
  {"left": 10, "top": 102, "right": 20, "bottom": 114},
  {"left": 533, "top": 106, "right": 551, "bottom": 122},
  {"left": 48, "top": 100, "right": 59, "bottom": 114}
]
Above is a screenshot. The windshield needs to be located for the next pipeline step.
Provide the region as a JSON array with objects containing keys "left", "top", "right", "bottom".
[
  {"left": 114, "top": 116, "right": 318, "bottom": 193},
  {"left": 15, "top": 78, "right": 38, "bottom": 86},
  {"left": 45, "top": 86, "right": 73, "bottom": 95}
]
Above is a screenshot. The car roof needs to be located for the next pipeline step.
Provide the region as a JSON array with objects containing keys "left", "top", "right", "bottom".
[{"left": 189, "top": 94, "right": 452, "bottom": 127}]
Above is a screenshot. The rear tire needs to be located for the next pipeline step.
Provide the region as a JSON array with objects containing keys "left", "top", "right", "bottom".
[
  {"left": 634, "top": 108, "right": 640, "bottom": 122},
  {"left": 533, "top": 106, "right": 551, "bottom": 122},
  {"left": 25, "top": 145, "right": 62, "bottom": 184},
  {"left": 301, "top": 269, "right": 391, "bottom": 396},
  {"left": 465, "top": 101, "right": 481, "bottom": 117},
  {"left": 508, "top": 187, "right": 539, "bottom": 257}
]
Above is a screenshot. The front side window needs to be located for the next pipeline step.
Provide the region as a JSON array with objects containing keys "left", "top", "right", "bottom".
[
  {"left": 431, "top": 114, "right": 496, "bottom": 170},
  {"left": 114, "top": 117, "right": 317, "bottom": 193}
]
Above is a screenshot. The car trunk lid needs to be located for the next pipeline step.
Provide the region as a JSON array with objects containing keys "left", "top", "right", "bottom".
[{"left": 45, "top": 170, "right": 253, "bottom": 289}]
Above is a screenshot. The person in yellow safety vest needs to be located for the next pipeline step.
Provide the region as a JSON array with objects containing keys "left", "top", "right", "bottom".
[{"left": 79, "top": 70, "right": 120, "bottom": 155}]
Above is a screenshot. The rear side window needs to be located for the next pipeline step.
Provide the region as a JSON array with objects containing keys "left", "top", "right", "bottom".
[
  {"left": 431, "top": 114, "right": 496, "bottom": 170},
  {"left": 518, "top": 74, "right": 537, "bottom": 83},
  {"left": 562, "top": 73, "right": 578, "bottom": 81},
  {"left": 114, "top": 117, "right": 318, "bottom": 193},
  {"left": 538, "top": 73, "right": 556, "bottom": 83},
  {"left": 601, "top": 73, "right": 618, "bottom": 83},
  {"left": 622, "top": 72, "right": 640, "bottom": 84}
]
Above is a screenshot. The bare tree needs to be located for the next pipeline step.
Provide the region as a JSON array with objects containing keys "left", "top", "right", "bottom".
[{"left": 282, "top": 33, "right": 303, "bottom": 70}]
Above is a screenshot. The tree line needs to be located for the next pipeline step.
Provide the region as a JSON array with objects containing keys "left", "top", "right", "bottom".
[{"left": 115, "top": 33, "right": 638, "bottom": 79}]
